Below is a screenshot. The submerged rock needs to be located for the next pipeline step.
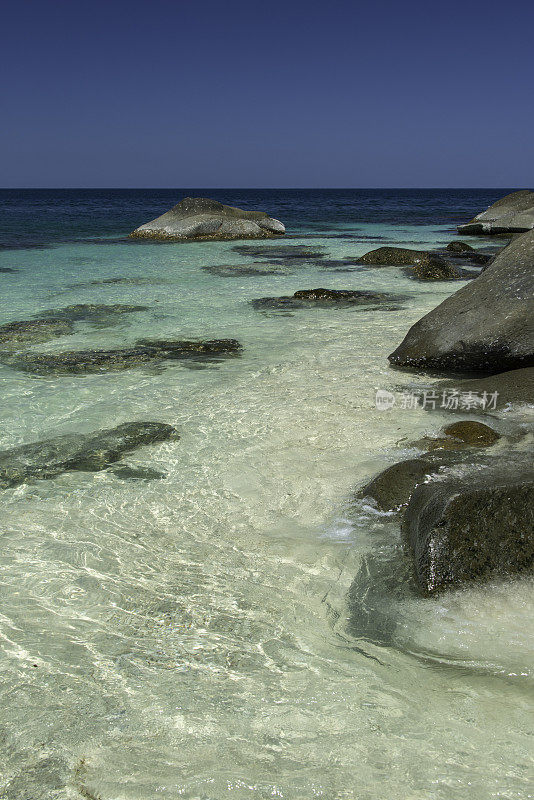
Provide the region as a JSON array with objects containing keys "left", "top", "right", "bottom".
[
  {"left": 403, "top": 459, "right": 534, "bottom": 594},
  {"left": 109, "top": 464, "right": 166, "bottom": 481},
  {"left": 1, "top": 338, "right": 242, "bottom": 375},
  {"left": 252, "top": 288, "right": 406, "bottom": 311},
  {"left": 0, "top": 267, "right": 19, "bottom": 273},
  {"left": 458, "top": 190, "right": 534, "bottom": 235},
  {"left": 232, "top": 244, "right": 325, "bottom": 260},
  {"left": 35, "top": 303, "right": 149, "bottom": 326},
  {"left": 388, "top": 228, "right": 534, "bottom": 374},
  {"left": 130, "top": 197, "right": 285, "bottom": 241},
  {"left": 0, "top": 318, "right": 74, "bottom": 346},
  {"left": 202, "top": 262, "right": 291, "bottom": 277},
  {"left": 0, "top": 421, "right": 178, "bottom": 489}
]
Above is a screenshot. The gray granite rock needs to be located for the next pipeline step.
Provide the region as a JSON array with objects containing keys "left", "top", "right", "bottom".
[
  {"left": 130, "top": 197, "right": 285, "bottom": 241},
  {"left": 388, "top": 229, "right": 534, "bottom": 374},
  {"left": 403, "top": 458, "right": 534, "bottom": 594},
  {"left": 458, "top": 190, "right": 534, "bottom": 235}
]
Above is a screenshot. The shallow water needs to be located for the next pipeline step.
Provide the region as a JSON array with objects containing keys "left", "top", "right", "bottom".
[{"left": 0, "top": 190, "right": 532, "bottom": 799}]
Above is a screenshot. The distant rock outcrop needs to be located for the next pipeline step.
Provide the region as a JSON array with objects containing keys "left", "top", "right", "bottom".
[
  {"left": 458, "top": 190, "right": 534, "bottom": 235},
  {"left": 388, "top": 228, "right": 534, "bottom": 374},
  {"left": 130, "top": 197, "right": 285, "bottom": 241}
]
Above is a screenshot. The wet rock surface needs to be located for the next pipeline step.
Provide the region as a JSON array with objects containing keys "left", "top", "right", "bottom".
[
  {"left": 357, "top": 458, "right": 438, "bottom": 511},
  {"left": 411, "top": 420, "right": 501, "bottom": 451},
  {"left": 408, "top": 255, "right": 462, "bottom": 281},
  {"left": 130, "top": 197, "right": 285, "bottom": 241},
  {"left": 252, "top": 288, "right": 406, "bottom": 311},
  {"left": 0, "top": 338, "right": 243, "bottom": 375},
  {"left": 357, "top": 246, "right": 439, "bottom": 267},
  {"left": 0, "top": 421, "right": 178, "bottom": 489},
  {"left": 403, "top": 458, "right": 534, "bottom": 594},
  {"left": 436, "top": 367, "right": 534, "bottom": 408},
  {"left": 458, "top": 189, "right": 534, "bottom": 235},
  {"left": 388, "top": 228, "right": 534, "bottom": 374}
]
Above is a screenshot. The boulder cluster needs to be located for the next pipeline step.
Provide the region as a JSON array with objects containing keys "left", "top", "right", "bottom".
[{"left": 358, "top": 190, "right": 534, "bottom": 595}]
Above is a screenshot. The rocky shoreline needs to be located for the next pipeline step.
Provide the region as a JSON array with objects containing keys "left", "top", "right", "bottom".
[
  {"left": 1, "top": 191, "right": 532, "bottom": 600},
  {"left": 357, "top": 190, "right": 534, "bottom": 595}
]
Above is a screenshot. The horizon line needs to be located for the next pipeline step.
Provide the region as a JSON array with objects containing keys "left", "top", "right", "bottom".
[{"left": 0, "top": 186, "right": 525, "bottom": 191}]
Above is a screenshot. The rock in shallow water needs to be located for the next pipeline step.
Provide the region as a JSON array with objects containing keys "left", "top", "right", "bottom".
[
  {"left": 202, "top": 262, "right": 292, "bottom": 277},
  {"left": 35, "top": 303, "right": 149, "bottom": 326},
  {"left": 403, "top": 460, "right": 534, "bottom": 594},
  {"left": 252, "top": 288, "right": 406, "bottom": 311},
  {"left": 232, "top": 244, "right": 325, "bottom": 260},
  {"left": 0, "top": 421, "right": 178, "bottom": 489},
  {"left": 0, "top": 318, "right": 74, "bottom": 346},
  {"left": 129, "top": 197, "right": 285, "bottom": 241},
  {"left": 458, "top": 189, "right": 534, "bottom": 235},
  {"left": 388, "top": 228, "right": 534, "bottom": 374},
  {"left": 356, "top": 246, "right": 462, "bottom": 280},
  {"left": 0, "top": 338, "right": 243, "bottom": 375}
]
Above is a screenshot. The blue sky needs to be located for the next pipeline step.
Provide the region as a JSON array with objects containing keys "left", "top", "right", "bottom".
[{"left": 1, "top": 0, "right": 532, "bottom": 187}]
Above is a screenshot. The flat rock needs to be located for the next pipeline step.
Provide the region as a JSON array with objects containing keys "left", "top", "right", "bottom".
[
  {"left": 252, "top": 288, "right": 406, "bottom": 312},
  {"left": 403, "top": 459, "right": 534, "bottom": 594},
  {"left": 202, "top": 262, "right": 291, "bottom": 277},
  {"left": 437, "top": 367, "right": 534, "bottom": 408},
  {"left": 458, "top": 190, "right": 534, "bottom": 235},
  {"left": 35, "top": 303, "right": 149, "bottom": 326},
  {"left": 1, "top": 338, "right": 242, "bottom": 375},
  {"left": 388, "top": 229, "right": 534, "bottom": 374},
  {"left": 130, "top": 197, "right": 285, "bottom": 241},
  {"left": 232, "top": 244, "right": 325, "bottom": 261},
  {"left": 0, "top": 421, "right": 178, "bottom": 488},
  {"left": 0, "top": 318, "right": 74, "bottom": 346}
]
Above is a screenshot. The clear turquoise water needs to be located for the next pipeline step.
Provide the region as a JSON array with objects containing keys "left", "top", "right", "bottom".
[{"left": 0, "top": 191, "right": 532, "bottom": 799}]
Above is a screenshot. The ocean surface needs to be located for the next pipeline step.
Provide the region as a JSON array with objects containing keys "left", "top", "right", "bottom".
[{"left": 0, "top": 190, "right": 532, "bottom": 799}]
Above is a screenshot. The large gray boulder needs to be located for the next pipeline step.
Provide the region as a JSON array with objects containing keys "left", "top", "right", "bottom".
[
  {"left": 388, "top": 228, "right": 534, "bottom": 374},
  {"left": 130, "top": 197, "right": 285, "bottom": 241},
  {"left": 403, "top": 459, "right": 534, "bottom": 594},
  {"left": 458, "top": 190, "right": 534, "bottom": 235}
]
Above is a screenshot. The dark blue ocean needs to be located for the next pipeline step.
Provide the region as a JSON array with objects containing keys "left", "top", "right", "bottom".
[{"left": 0, "top": 188, "right": 510, "bottom": 249}]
